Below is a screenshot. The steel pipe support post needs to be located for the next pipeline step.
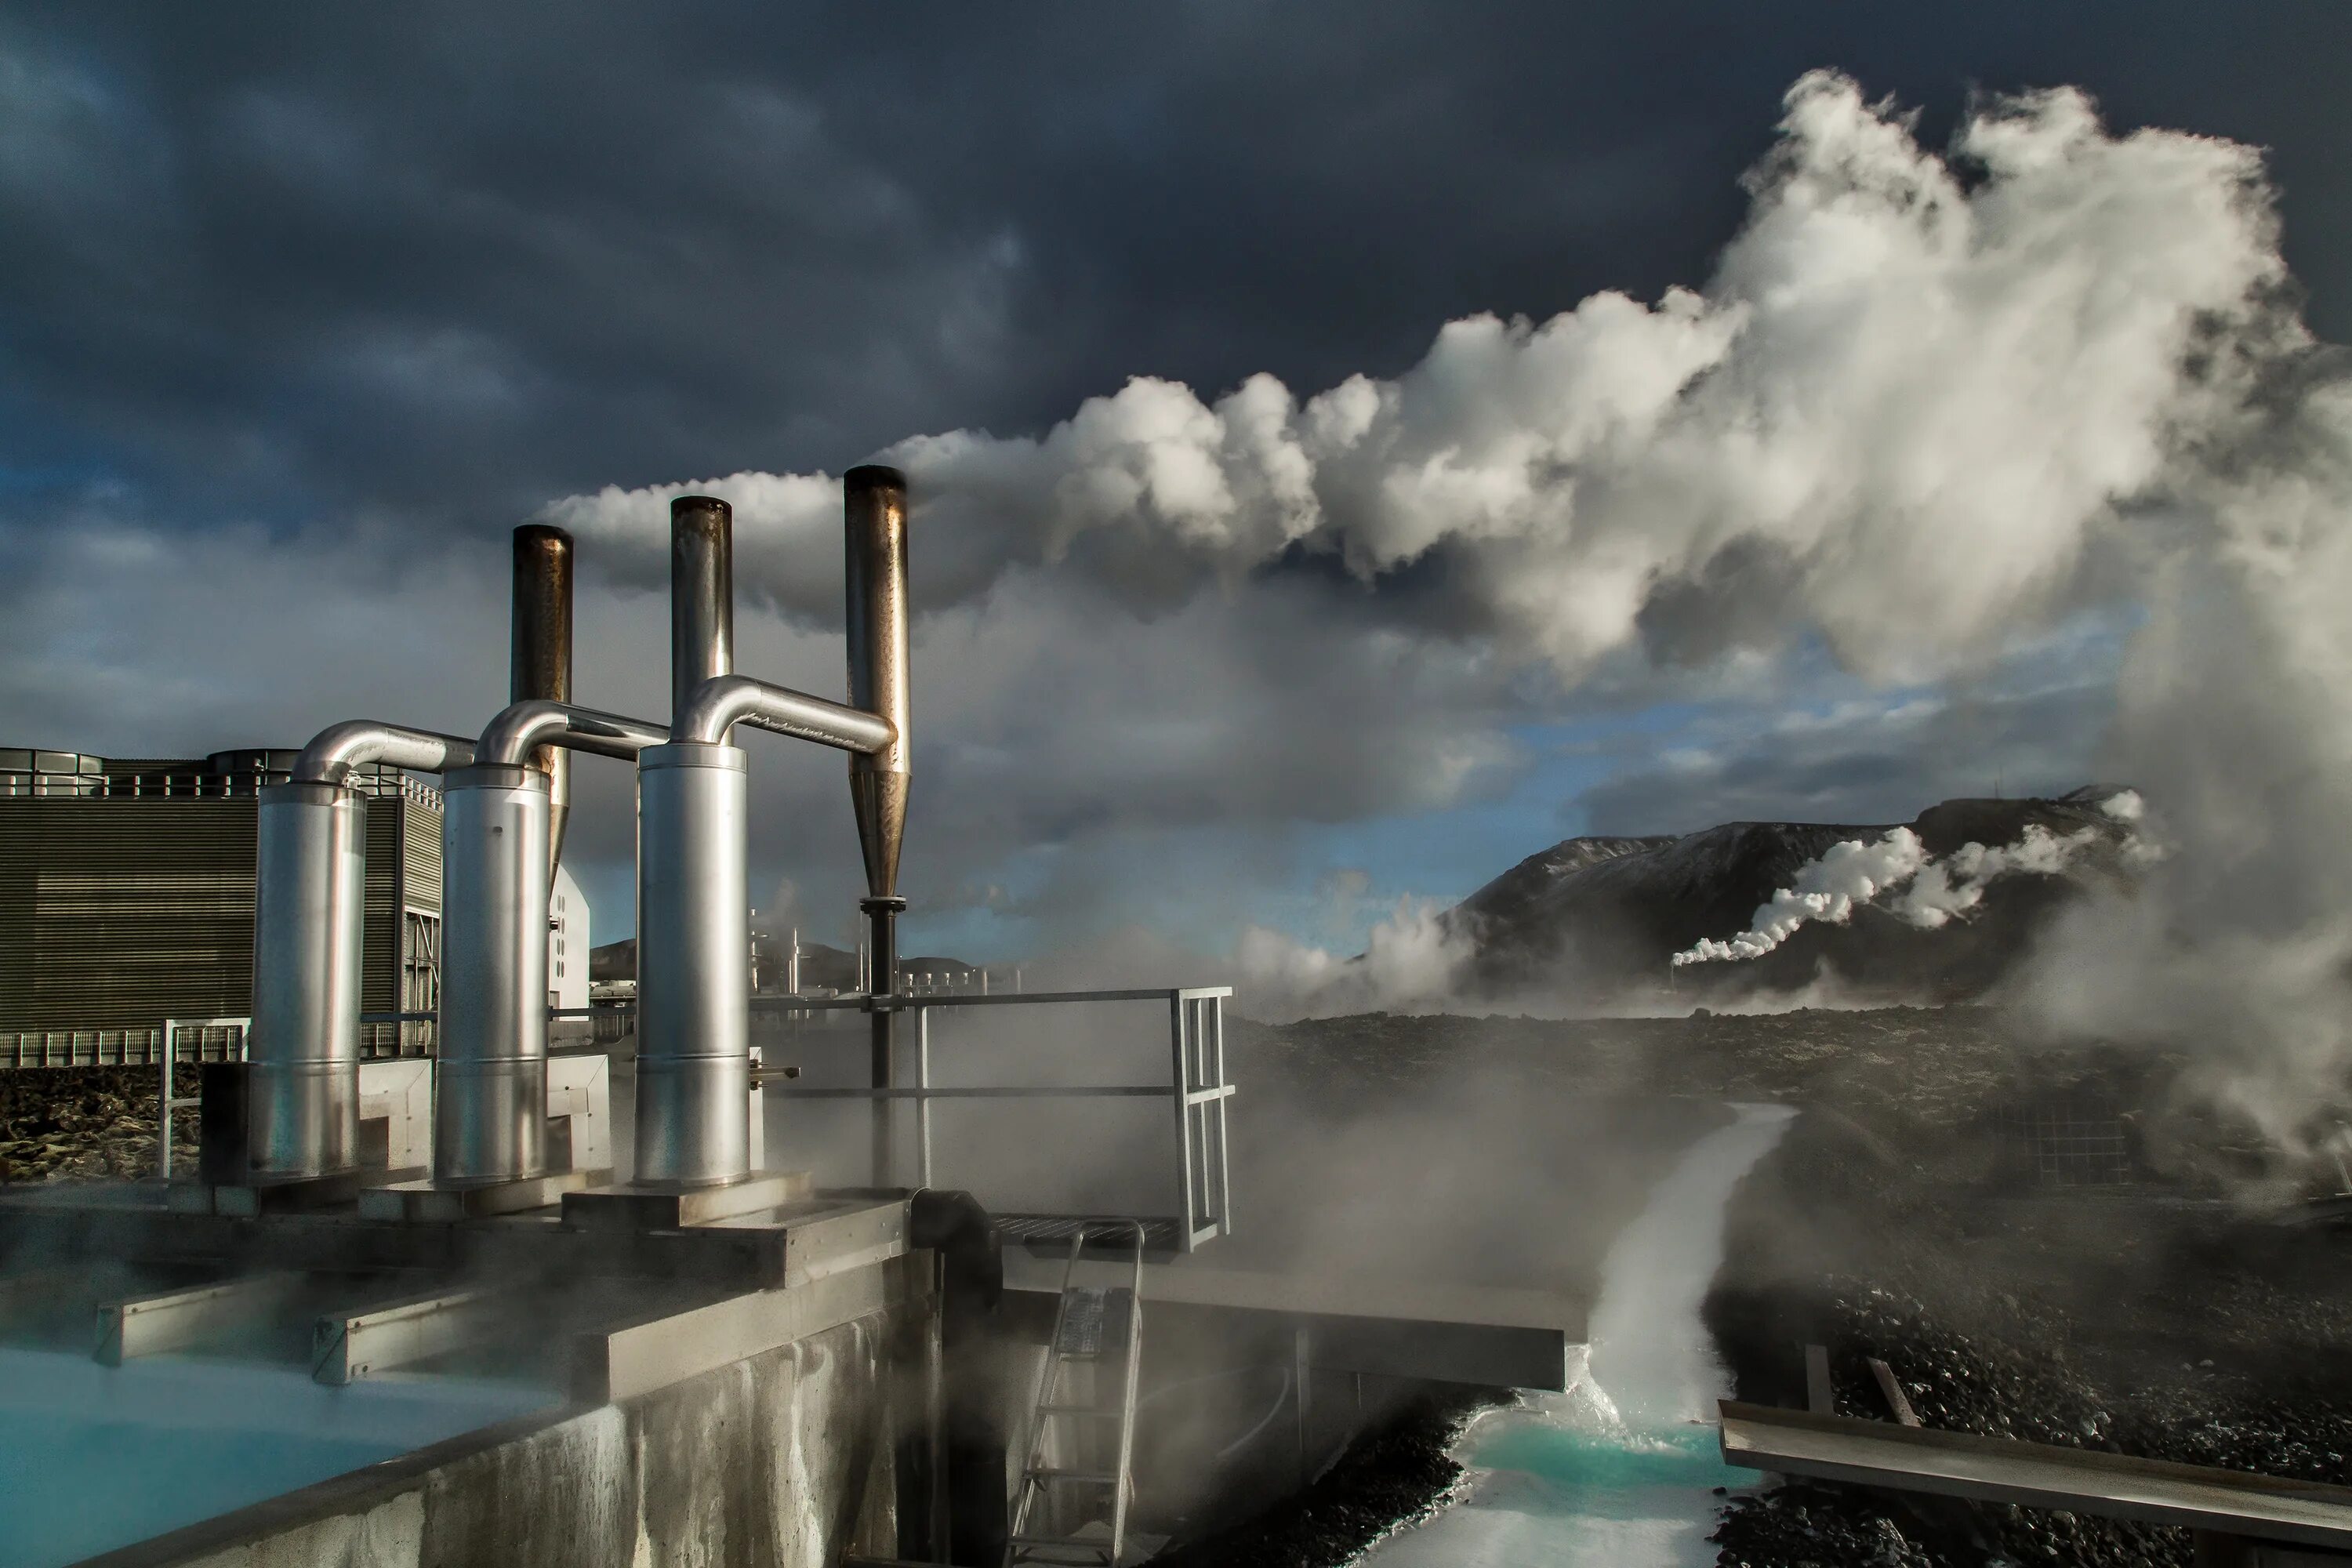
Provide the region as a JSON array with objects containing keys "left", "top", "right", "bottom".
[
  {"left": 864, "top": 895, "right": 906, "bottom": 1186},
  {"left": 245, "top": 782, "right": 368, "bottom": 1178},
  {"left": 633, "top": 742, "right": 753, "bottom": 1187},
  {"left": 434, "top": 765, "right": 553, "bottom": 1185}
]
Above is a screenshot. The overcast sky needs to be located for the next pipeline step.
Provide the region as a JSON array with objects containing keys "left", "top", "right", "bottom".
[{"left": 3, "top": 4, "right": 2347, "bottom": 964}]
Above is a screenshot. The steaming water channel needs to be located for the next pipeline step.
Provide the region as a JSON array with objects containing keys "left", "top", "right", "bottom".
[
  {"left": 1362, "top": 1102, "right": 1795, "bottom": 1567},
  {"left": 0, "top": 1348, "right": 555, "bottom": 1568}
]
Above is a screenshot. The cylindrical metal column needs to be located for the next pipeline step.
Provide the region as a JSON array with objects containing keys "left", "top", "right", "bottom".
[
  {"left": 844, "top": 466, "right": 911, "bottom": 901},
  {"left": 847, "top": 466, "right": 912, "bottom": 1188},
  {"left": 434, "top": 765, "right": 552, "bottom": 1185},
  {"left": 246, "top": 782, "right": 367, "bottom": 1178},
  {"left": 671, "top": 496, "right": 734, "bottom": 731},
  {"left": 511, "top": 524, "right": 574, "bottom": 882},
  {"left": 633, "top": 742, "right": 751, "bottom": 1186}
]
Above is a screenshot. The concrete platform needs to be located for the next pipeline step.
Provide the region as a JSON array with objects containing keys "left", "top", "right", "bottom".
[
  {"left": 1, "top": 1180, "right": 879, "bottom": 1291},
  {"left": 1720, "top": 1400, "right": 2352, "bottom": 1556},
  {"left": 1001, "top": 1251, "right": 1580, "bottom": 1391},
  {"left": 562, "top": 1169, "right": 811, "bottom": 1229},
  {"left": 168, "top": 1170, "right": 362, "bottom": 1216},
  {"left": 358, "top": 1168, "right": 601, "bottom": 1222}
]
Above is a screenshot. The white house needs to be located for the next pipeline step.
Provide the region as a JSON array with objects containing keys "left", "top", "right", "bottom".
[{"left": 550, "top": 863, "right": 590, "bottom": 1012}]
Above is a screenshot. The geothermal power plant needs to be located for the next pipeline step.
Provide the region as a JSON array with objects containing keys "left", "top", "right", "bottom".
[{"left": 0, "top": 471, "right": 1595, "bottom": 1568}]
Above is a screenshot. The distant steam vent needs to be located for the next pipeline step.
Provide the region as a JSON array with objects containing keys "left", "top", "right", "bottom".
[{"left": 1451, "top": 787, "right": 2147, "bottom": 1004}]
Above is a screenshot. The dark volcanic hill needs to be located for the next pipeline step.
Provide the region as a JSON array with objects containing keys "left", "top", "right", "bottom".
[{"left": 1452, "top": 787, "right": 2138, "bottom": 1002}]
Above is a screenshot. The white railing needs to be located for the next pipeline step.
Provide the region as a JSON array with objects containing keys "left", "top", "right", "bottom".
[
  {"left": 158, "top": 1016, "right": 250, "bottom": 1180},
  {"left": 748, "top": 985, "right": 1236, "bottom": 1251}
]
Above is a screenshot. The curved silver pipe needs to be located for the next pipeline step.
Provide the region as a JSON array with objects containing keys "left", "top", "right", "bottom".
[
  {"left": 294, "top": 721, "right": 477, "bottom": 785},
  {"left": 479, "top": 699, "right": 669, "bottom": 767},
  {"left": 249, "top": 718, "right": 476, "bottom": 1181},
  {"left": 635, "top": 678, "right": 889, "bottom": 1189},
  {"left": 433, "top": 700, "right": 662, "bottom": 1188},
  {"left": 673, "top": 673, "right": 896, "bottom": 752}
]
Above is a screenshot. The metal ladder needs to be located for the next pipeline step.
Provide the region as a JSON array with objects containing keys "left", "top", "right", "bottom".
[{"left": 1005, "top": 1220, "right": 1147, "bottom": 1568}]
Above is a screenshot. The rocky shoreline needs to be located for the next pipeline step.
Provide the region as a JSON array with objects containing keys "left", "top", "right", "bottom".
[{"left": 1707, "top": 1083, "right": 2352, "bottom": 1566}]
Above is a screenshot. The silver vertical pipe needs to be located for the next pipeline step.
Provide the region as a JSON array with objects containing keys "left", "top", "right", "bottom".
[
  {"left": 512, "top": 524, "right": 574, "bottom": 882},
  {"left": 246, "top": 782, "right": 367, "bottom": 1178},
  {"left": 633, "top": 742, "right": 751, "bottom": 1186},
  {"left": 847, "top": 465, "right": 912, "bottom": 1187},
  {"left": 671, "top": 496, "right": 734, "bottom": 733},
  {"left": 434, "top": 765, "right": 552, "bottom": 1184}
]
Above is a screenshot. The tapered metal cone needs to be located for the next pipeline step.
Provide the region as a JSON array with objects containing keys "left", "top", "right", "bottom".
[{"left": 851, "top": 768, "right": 909, "bottom": 901}]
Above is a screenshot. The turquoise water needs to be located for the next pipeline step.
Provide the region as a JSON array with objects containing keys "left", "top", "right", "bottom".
[
  {"left": 1364, "top": 1392, "right": 1758, "bottom": 1567},
  {"left": 1364, "top": 1104, "right": 1793, "bottom": 1567},
  {"left": 0, "top": 1348, "right": 557, "bottom": 1568}
]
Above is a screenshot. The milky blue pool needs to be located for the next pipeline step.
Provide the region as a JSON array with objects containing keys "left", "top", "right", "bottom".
[{"left": 0, "top": 1349, "right": 557, "bottom": 1568}]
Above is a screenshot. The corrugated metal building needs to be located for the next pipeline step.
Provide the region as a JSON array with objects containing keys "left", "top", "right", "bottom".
[{"left": 0, "top": 748, "right": 445, "bottom": 1052}]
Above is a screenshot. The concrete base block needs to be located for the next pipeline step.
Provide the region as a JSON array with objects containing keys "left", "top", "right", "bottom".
[
  {"left": 175, "top": 1170, "right": 361, "bottom": 1218},
  {"left": 358, "top": 1169, "right": 604, "bottom": 1223},
  {"left": 563, "top": 1170, "right": 811, "bottom": 1230}
]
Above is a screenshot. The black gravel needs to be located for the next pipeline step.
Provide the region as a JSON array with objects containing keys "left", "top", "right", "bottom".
[
  {"left": 0, "top": 1067, "right": 187, "bottom": 1182},
  {"left": 1146, "top": 1388, "right": 1506, "bottom": 1568}
]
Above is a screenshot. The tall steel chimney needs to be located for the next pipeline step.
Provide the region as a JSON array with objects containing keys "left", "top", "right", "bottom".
[
  {"left": 845, "top": 466, "right": 911, "bottom": 901},
  {"left": 672, "top": 495, "right": 735, "bottom": 733},
  {"left": 635, "top": 495, "right": 751, "bottom": 1187},
  {"left": 510, "top": 524, "right": 573, "bottom": 880},
  {"left": 846, "top": 465, "right": 912, "bottom": 1185}
]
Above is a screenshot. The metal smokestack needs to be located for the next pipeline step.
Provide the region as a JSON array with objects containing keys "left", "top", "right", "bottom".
[
  {"left": 844, "top": 466, "right": 911, "bottom": 899},
  {"left": 845, "top": 465, "right": 912, "bottom": 1186},
  {"left": 634, "top": 493, "right": 749, "bottom": 1188},
  {"left": 671, "top": 496, "right": 734, "bottom": 728},
  {"left": 510, "top": 524, "right": 574, "bottom": 881}
]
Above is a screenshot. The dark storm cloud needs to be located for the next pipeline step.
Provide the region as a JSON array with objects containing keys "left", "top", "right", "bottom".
[{"left": 5, "top": 2, "right": 2349, "bottom": 546}]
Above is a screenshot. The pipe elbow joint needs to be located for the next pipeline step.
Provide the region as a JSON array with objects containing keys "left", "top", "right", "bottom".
[
  {"left": 295, "top": 721, "right": 479, "bottom": 785},
  {"left": 480, "top": 700, "right": 667, "bottom": 767},
  {"left": 675, "top": 673, "right": 897, "bottom": 754}
]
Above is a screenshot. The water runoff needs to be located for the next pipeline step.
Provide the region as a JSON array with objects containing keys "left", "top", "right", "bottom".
[{"left": 1366, "top": 1102, "right": 1795, "bottom": 1568}]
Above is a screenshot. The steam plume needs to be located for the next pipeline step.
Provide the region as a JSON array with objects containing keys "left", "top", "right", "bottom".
[
  {"left": 1673, "top": 829, "right": 1929, "bottom": 967},
  {"left": 545, "top": 72, "right": 2352, "bottom": 1142},
  {"left": 1678, "top": 806, "right": 2138, "bottom": 967},
  {"left": 1236, "top": 897, "right": 1471, "bottom": 1022}
]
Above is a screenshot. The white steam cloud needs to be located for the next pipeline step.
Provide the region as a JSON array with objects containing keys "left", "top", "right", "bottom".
[
  {"left": 546, "top": 71, "right": 2274, "bottom": 689},
  {"left": 1673, "top": 829, "right": 1929, "bottom": 967},
  {"left": 1891, "top": 825, "right": 2104, "bottom": 930},
  {"left": 1236, "top": 897, "right": 1471, "bottom": 1022},
  {"left": 1678, "top": 804, "right": 2140, "bottom": 967},
  {"left": 546, "top": 73, "right": 2352, "bottom": 1147}
]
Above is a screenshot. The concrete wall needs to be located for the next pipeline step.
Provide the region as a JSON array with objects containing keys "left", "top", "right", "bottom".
[{"left": 87, "top": 1308, "right": 919, "bottom": 1568}]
